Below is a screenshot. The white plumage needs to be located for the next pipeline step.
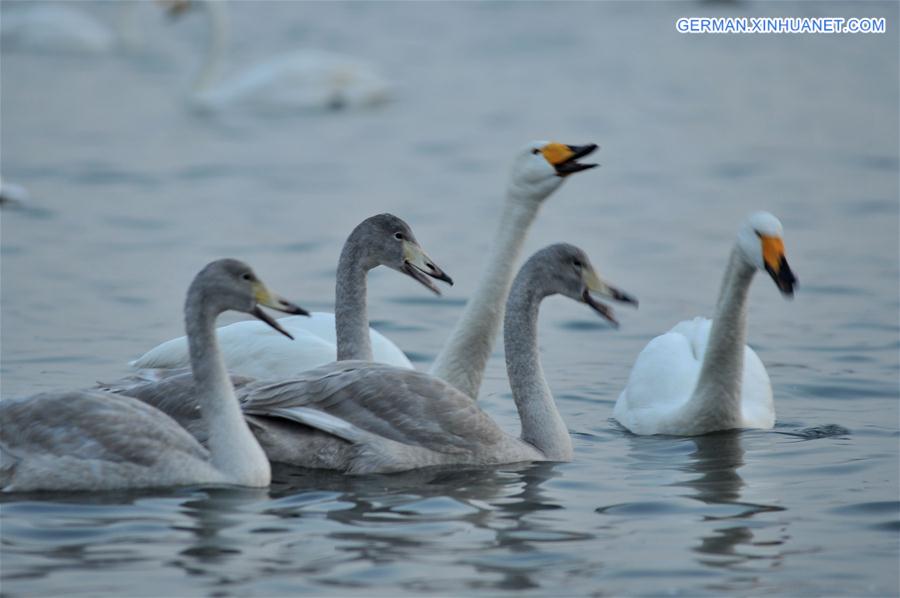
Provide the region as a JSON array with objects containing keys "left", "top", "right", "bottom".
[
  {"left": 1, "top": 5, "right": 114, "bottom": 54},
  {"left": 133, "top": 311, "right": 413, "bottom": 377},
  {"left": 613, "top": 211, "right": 796, "bottom": 436},
  {"left": 132, "top": 215, "right": 449, "bottom": 376},
  {"left": 181, "top": 2, "right": 390, "bottom": 113},
  {"left": 613, "top": 317, "right": 774, "bottom": 435}
]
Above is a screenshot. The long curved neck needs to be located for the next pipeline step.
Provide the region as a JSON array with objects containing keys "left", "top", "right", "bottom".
[
  {"left": 334, "top": 236, "right": 373, "bottom": 361},
  {"left": 681, "top": 246, "right": 756, "bottom": 430},
  {"left": 185, "top": 292, "right": 269, "bottom": 485},
  {"left": 429, "top": 192, "right": 542, "bottom": 397},
  {"left": 193, "top": 0, "right": 229, "bottom": 92},
  {"left": 503, "top": 269, "right": 572, "bottom": 461}
]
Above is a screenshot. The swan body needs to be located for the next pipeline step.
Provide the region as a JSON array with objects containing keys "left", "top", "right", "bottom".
[
  {"left": 114, "top": 244, "right": 636, "bottom": 474},
  {"left": 192, "top": 49, "right": 391, "bottom": 113},
  {"left": 181, "top": 1, "right": 390, "bottom": 113},
  {"left": 131, "top": 214, "right": 450, "bottom": 376},
  {"left": 132, "top": 311, "right": 413, "bottom": 377},
  {"left": 0, "top": 259, "right": 305, "bottom": 492},
  {"left": 613, "top": 317, "right": 773, "bottom": 435},
  {"left": 614, "top": 212, "right": 797, "bottom": 436},
  {"left": 1, "top": 5, "right": 113, "bottom": 54},
  {"left": 0, "top": 178, "right": 30, "bottom": 207}
]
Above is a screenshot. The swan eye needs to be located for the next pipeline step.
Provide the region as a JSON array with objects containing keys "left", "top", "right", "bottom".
[
  {"left": 531, "top": 148, "right": 541, "bottom": 155},
  {"left": 754, "top": 230, "right": 762, "bottom": 238},
  {"left": 572, "top": 259, "right": 583, "bottom": 268},
  {"left": 241, "top": 273, "right": 253, "bottom": 281},
  {"left": 394, "top": 232, "right": 404, "bottom": 241}
]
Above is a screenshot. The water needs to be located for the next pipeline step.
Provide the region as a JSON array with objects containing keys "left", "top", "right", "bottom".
[{"left": 1, "top": 1, "right": 898, "bottom": 595}]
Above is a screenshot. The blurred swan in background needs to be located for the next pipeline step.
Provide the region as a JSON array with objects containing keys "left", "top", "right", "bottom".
[
  {"left": 114, "top": 245, "right": 637, "bottom": 473},
  {"left": 0, "top": 259, "right": 306, "bottom": 492},
  {"left": 0, "top": 2, "right": 177, "bottom": 55},
  {"left": 614, "top": 212, "right": 797, "bottom": 436},
  {"left": 1, "top": 3, "right": 114, "bottom": 54},
  {"left": 132, "top": 214, "right": 452, "bottom": 377},
  {"left": 0, "top": 178, "right": 30, "bottom": 207},
  {"left": 171, "top": 0, "right": 391, "bottom": 113}
]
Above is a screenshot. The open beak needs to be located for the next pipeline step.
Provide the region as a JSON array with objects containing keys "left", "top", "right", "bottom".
[
  {"left": 252, "top": 283, "right": 309, "bottom": 340},
  {"left": 581, "top": 269, "right": 638, "bottom": 328},
  {"left": 401, "top": 240, "right": 453, "bottom": 296},
  {"left": 761, "top": 235, "right": 797, "bottom": 297},
  {"left": 542, "top": 142, "right": 599, "bottom": 177}
]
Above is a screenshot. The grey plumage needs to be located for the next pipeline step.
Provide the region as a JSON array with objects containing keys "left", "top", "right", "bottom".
[
  {"left": 334, "top": 213, "right": 449, "bottom": 361},
  {"left": 1, "top": 259, "right": 302, "bottom": 491},
  {"left": 110, "top": 244, "right": 635, "bottom": 475}
]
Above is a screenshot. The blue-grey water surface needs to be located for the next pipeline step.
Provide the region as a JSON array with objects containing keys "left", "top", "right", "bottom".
[{"left": 1, "top": 1, "right": 898, "bottom": 595}]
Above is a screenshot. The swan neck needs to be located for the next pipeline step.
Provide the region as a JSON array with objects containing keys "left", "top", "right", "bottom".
[
  {"left": 429, "top": 196, "right": 540, "bottom": 397},
  {"left": 334, "top": 236, "right": 373, "bottom": 361},
  {"left": 193, "top": 0, "right": 229, "bottom": 92},
  {"left": 688, "top": 246, "right": 756, "bottom": 425},
  {"left": 503, "top": 268, "right": 572, "bottom": 460},
  {"left": 184, "top": 287, "right": 269, "bottom": 485}
]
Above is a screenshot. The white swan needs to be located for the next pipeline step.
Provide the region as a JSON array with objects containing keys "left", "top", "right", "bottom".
[
  {"left": 614, "top": 212, "right": 797, "bottom": 436},
  {"left": 131, "top": 214, "right": 451, "bottom": 377},
  {"left": 172, "top": 0, "right": 390, "bottom": 113},
  {"left": 113, "top": 244, "right": 637, "bottom": 473},
  {"left": 0, "top": 177, "right": 29, "bottom": 207},
  {"left": 428, "top": 141, "right": 598, "bottom": 398},
  {"left": 1, "top": 4, "right": 114, "bottom": 54},
  {"left": 0, "top": 259, "right": 306, "bottom": 492}
]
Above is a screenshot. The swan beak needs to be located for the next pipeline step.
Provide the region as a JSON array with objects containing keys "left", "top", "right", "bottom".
[
  {"left": 401, "top": 240, "right": 454, "bottom": 296},
  {"left": 581, "top": 269, "right": 638, "bottom": 327},
  {"left": 542, "top": 142, "right": 599, "bottom": 177},
  {"left": 252, "top": 283, "right": 310, "bottom": 340},
  {"left": 760, "top": 235, "right": 797, "bottom": 297}
]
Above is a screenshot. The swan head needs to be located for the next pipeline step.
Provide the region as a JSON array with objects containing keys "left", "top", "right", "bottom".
[
  {"left": 737, "top": 211, "right": 797, "bottom": 297},
  {"left": 508, "top": 141, "right": 598, "bottom": 201},
  {"left": 191, "top": 259, "right": 309, "bottom": 338},
  {"left": 350, "top": 214, "right": 453, "bottom": 296},
  {"left": 528, "top": 243, "right": 637, "bottom": 327}
]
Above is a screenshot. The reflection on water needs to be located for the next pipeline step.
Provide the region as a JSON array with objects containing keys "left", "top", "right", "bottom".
[{"left": 678, "top": 432, "right": 785, "bottom": 569}]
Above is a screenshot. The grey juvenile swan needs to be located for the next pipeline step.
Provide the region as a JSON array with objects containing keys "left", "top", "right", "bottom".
[
  {"left": 131, "top": 214, "right": 452, "bottom": 377},
  {"left": 119, "top": 244, "right": 636, "bottom": 473},
  {"left": 0, "top": 259, "right": 305, "bottom": 492}
]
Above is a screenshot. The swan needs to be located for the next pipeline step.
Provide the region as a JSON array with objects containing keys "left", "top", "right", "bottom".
[
  {"left": 428, "top": 141, "right": 598, "bottom": 398},
  {"left": 0, "top": 259, "right": 306, "bottom": 492},
  {"left": 113, "top": 244, "right": 637, "bottom": 473},
  {"left": 131, "top": 214, "right": 452, "bottom": 377},
  {"left": 0, "top": 2, "right": 177, "bottom": 55},
  {"left": 613, "top": 211, "right": 797, "bottom": 436},
  {"left": 0, "top": 178, "right": 29, "bottom": 207},
  {"left": 171, "top": 0, "right": 391, "bottom": 113},
  {"left": 1, "top": 4, "right": 114, "bottom": 54}
]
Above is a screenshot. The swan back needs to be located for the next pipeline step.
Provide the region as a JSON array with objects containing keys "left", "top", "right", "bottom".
[
  {"left": 1, "top": 5, "right": 113, "bottom": 54},
  {"left": 614, "top": 317, "right": 774, "bottom": 435},
  {"left": 1, "top": 391, "right": 220, "bottom": 492}
]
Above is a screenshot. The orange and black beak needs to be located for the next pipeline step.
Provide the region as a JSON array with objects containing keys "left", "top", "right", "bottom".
[
  {"left": 541, "top": 143, "right": 599, "bottom": 177},
  {"left": 759, "top": 234, "right": 797, "bottom": 297}
]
